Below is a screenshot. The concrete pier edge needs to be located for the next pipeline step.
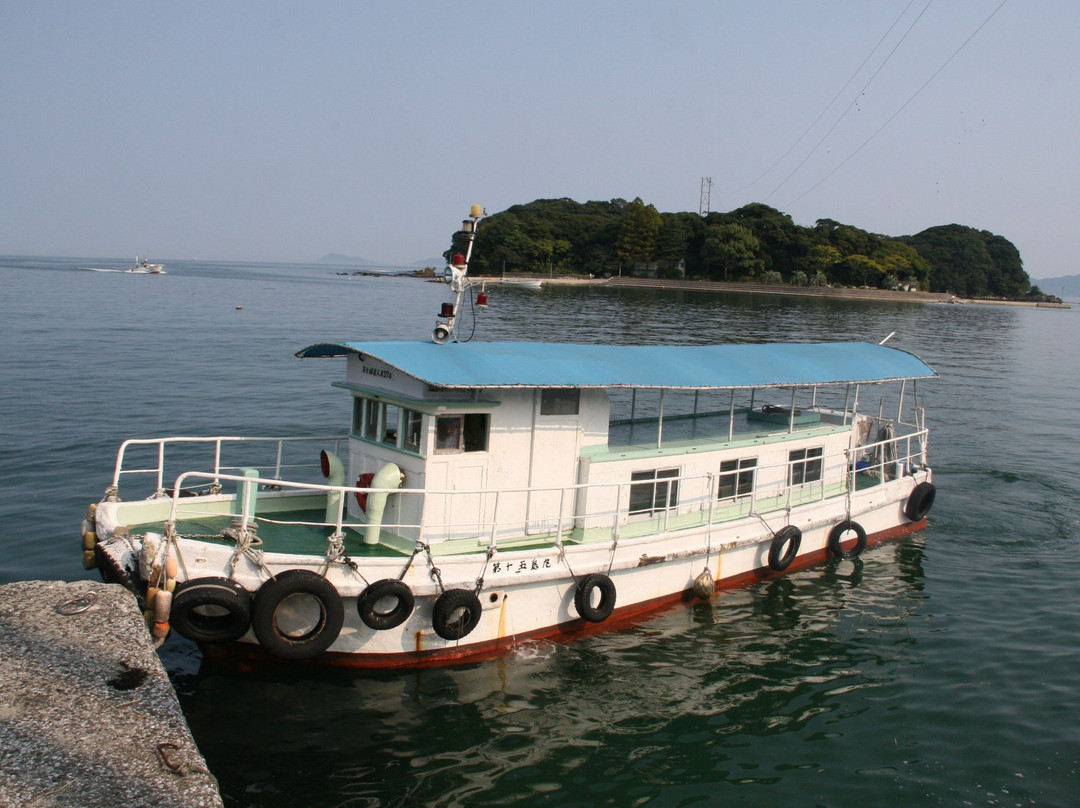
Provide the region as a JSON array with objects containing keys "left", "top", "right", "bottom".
[{"left": 0, "top": 580, "right": 223, "bottom": 807}]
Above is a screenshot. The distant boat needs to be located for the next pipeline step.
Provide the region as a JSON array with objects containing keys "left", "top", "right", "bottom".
[
  {"left": 499, "top": 278, "right": 543, "bottom": 289},
  {"left": 499, "top": 268, "right": 542, "bottom": 288},
  {"left": 83, "top": 256, "right": 165, "bottom": 274}
]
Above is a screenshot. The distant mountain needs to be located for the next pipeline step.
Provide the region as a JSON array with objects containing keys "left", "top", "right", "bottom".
[
  {"left": 1032, "top": 274, "right": 1080, "bottom": 298},
  {"left": 318, "top": 253, "right": 377, "bottom": 266}
]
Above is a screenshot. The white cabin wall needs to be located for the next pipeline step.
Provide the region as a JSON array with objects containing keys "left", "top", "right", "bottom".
[
  {"left": 345, "top": 354, "right": 427, "bottom": 399},
  {"left": 580, "top": 389, "right": 610, "bottom": 447},
  {"left": 576, "top": 429, "right": 855, "bottom": 530}
]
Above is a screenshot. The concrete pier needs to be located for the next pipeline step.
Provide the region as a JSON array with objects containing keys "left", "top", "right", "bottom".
[{"left": 0, "top": 580, "right": 222, "bottom": 807}]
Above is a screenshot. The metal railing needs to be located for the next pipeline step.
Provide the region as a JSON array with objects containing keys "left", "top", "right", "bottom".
[
  {"left": 156, "top": 426, "right": 929, "bottom": 552},
  {"left": 110, "top": 435, "right": 347, "bottom": 497}
]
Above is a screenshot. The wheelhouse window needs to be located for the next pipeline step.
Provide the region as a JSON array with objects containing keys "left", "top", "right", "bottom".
[
  {"left": 362, "top": 399, "right": 379, "bottom": 440},
  {"left": 435, "top": 413, "right": 489, "bottom": 454},
  {"left": 789, "top": 447, "right": 823, "bottom": 485},
  {"left": 718, "top": 458, "right": 756, "bottom": 500},
  {"left": 353, "top": 396, "right": 424, "bottom": 455},
  {"left": 403, "top": 410, "right": 423, "bottom": 452},
  {"left": 541, "top": 389, "right": 579, "bottom": 415},
  {"left": 629, "top": 468, "right": 680, "bottom": 515},
  {"left": 381, "top": 405, "right": 399, "bottom": 446}
]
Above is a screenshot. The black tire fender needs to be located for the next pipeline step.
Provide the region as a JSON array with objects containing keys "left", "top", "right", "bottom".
[
  {"left": 170, "top": 576, "right": 252, "bottom": 644},
  {"left": 574, "top": 573, "right": 617, "bottom": 623},
  {"left": 768, "top": 525, "right": 802, "bottom": 572},
  {"left": 827, "top": 520, "right": 868, "bottom": 559},
  {"left": 251, "top": 570, "right": 344, "bottom": 660},
  {"left": 431, "top": 588, "right": 482, "bottom": 640},
  {"left": 357, "top": 579, "right": 414, "bottom": 631},
  {"left": 905, "top": 481, "right": 936, "bottom": 521}
]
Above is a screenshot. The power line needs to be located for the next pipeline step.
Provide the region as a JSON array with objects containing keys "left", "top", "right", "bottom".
[
  {"left": 761, "top": 0, "right": 934, "bottom": 203},
  {"left": 783, "top": 0, "right": 1011, "bottom": 209},
  {"left": 734, "top": 0, "right": 921, "bottom": 195}
]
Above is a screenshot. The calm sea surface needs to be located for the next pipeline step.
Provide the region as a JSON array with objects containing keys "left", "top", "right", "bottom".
[{"left": 2, "top": 256, "right": 1079, "bottom": 807}]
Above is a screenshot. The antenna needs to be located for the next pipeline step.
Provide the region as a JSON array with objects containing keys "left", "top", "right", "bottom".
[{"left": 699, "top": 177, "right": 712, "bottom": 217}]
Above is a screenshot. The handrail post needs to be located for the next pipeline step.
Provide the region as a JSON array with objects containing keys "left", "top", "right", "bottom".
[
  {"left": 333, "top": 479, "right": 347, "bottom": 534},
  {"left": 555, "top": 487, "right": 566, "bottom": 548},
  {"left": 213, "top": 440, "right": 223, "bottom": 487},
  {"left": 488, "top": 490, "right": 500, "bottom": 551},
  {"left": 156, "top": 442, "right": 166, "bottom": 495},
  {"left": 612, "top": 484, "right": 623, "bottom": 543}
]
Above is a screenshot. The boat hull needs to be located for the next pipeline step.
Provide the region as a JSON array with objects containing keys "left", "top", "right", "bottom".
[{"left": 90, "top": 472, "right": 931, "bottom": 669}]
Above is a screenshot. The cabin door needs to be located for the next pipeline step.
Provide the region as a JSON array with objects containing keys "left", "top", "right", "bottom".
[
  {"left": 526, "top": 395, "right": 582, "bottom": 534},
  {"left": 428, "top": 462, "right": 485, "bottom": 540}
]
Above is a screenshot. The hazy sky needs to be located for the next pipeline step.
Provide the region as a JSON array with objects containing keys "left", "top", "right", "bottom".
[{"left": 2, "top": 1, "right": 1074, "bottom": 277}]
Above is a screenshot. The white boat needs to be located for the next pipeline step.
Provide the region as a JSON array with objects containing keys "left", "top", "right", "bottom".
[
  {"left": 83, "top": 207, "right": 937, "bottom": 669},
  {"left": 499, "top": 277, "right": 543, "bottom": 289},
  {"left": 84, "top": 256, "right": 165, "bottom": 274},
  {"left": 126, "top": 256, "right": 165, "bottom": 274}
]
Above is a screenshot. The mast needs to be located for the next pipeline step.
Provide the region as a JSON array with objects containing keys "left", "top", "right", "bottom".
[{"left": 432, "top": 204, "right": 485, "bottom": 344}]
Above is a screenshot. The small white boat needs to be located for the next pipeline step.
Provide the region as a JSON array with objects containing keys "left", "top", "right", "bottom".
[
  {"left": 499, "top": 277, "right": 543, "bottom": 289},
  {"left": 84, "top": 256, "right": 165, "bottom": 274},
  {"left": 126, "top": 256, "right": 165, "bottom": 274},
  {"left": 83, "top": 207, "right": 937, "bottom": 669}
]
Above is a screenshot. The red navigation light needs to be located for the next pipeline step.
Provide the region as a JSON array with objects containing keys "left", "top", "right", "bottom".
[
  {"left": 477, "top": 292, "right": 488, "bottom": 308},
  {"left": 440, "top": 302, "right": 455, "bottom": 317}
]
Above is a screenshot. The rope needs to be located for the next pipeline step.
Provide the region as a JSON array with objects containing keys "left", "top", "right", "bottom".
[
  {"left": 420, "top": 543, "right": 445, "bottom": 593},
  {"left": 226, "top": 526, "right": 266, "bottom": 577},
  {"left": 322, "top": 531, "right": 360, "bottom": 579},
  {"left": 473, "top": 546, "right": 495, "bottom": 595},
  {"left": 398, "top": 542, "right": 423, "bottom": 582}
]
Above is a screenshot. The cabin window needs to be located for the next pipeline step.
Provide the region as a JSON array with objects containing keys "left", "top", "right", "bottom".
[
  {"left": 541, "top": 389, "right": 579, "bottom": 415},
  {"left": 362, "top": 399, "right": 379, "bottom": 441},
  {"left": 789, "top": 447, "right": 823, "bottom": 485},
  {"left": 403, "top": 410, "right": 423, "bottom": 452},
  {"left": 354, "top": 397, "right": 423, "bottom": 455},
  {"left": 435, "top": 414, "right": 489, "bottom": 453},
  {"left": 435, "top": 416, "right": 461, "bottom": 451},
  {"left": 629, "top": 468, "right": 680, "bottom": 515},
  {"left": 381, "top": 405, "right": 399, "bottom": 445},
  {"left": 463, "top": 413, "right": 489, "bottom": 452},
  {"left": 718, "top": 458, "right": 756, "bottom": 500}
]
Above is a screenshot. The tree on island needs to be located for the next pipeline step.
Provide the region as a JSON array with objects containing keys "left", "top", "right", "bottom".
[
  {"left": 900, "top": 224, "right": 1027, "bottom": 297},
  {"left": 446, "top": 198, "right": 1035, "bottom": 298}
]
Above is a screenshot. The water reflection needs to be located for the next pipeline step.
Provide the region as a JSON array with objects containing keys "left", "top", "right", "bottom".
[{"left": 176, "top": 540, "right": 927, "bottom": 806}]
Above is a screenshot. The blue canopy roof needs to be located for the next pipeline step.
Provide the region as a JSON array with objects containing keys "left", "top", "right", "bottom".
[{"left": 296, "top": 341, "right": 936, "bottom": 390}]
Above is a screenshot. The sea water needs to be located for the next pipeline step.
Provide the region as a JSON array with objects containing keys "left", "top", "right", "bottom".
[{"left": 2, "top": 256, "right": 1078, "bottom": 807}]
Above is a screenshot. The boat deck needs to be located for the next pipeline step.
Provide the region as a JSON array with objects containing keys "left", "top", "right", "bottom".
[{"left": 142, "top": 510, "right": 412, "bottom": 558}]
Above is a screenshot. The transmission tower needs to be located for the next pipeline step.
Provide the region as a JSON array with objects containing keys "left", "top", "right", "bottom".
[{"left": 699, "top": 177, "right": 712, "bottom": 217}]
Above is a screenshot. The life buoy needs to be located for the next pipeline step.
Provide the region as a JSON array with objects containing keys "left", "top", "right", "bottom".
[
  {"left": 904, "top": 482, "right": 936, "bottom": 521},
  {"left": 170, "top": 577, "right": 253, "bottom": 643},
  {"left": 354, "top": 472, "right": 375, "bottom": 511},
  {"left": 827, "top": 520, "right": 868, "bottom": 559},
  {"left": 357, "top": 579, "right": 414, "bottom": 630},
  {"left": 574, "top": 573, "right": 617, "bottom": 623},
  {"left": 251, "top": 570, "right": 344, "bottom": 660},
  {"left": 768, "top": 525, "right": 802, "bottom": 571},
  {"left": 432, "top": 589, "right": 482, "bottom": 640}
]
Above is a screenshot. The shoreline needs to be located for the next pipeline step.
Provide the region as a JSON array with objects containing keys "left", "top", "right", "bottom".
[{"left": 478, "top": 274, "right": 1071, "bottom": 309}]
